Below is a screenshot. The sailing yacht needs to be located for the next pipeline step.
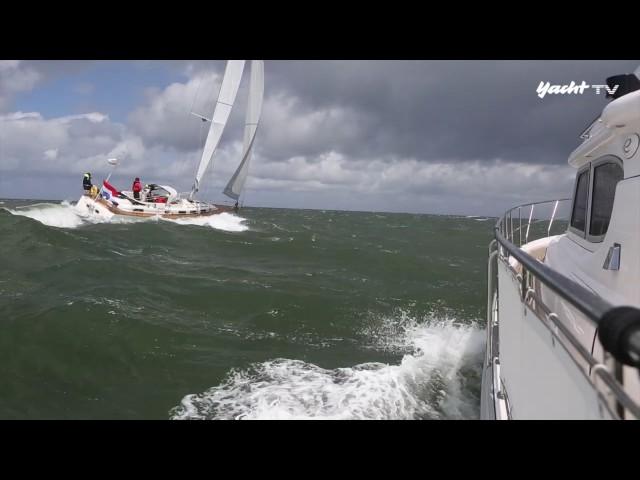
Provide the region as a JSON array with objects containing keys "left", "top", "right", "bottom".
[
  {"left": 481, "top": 67, "right": 640, "bottom": 419},
  {"left": 76, "top": 60, "right": 264, "bottom": 220}
]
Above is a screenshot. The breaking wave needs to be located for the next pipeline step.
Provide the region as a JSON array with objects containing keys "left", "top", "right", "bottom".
[
  {"left": 170, "top": 314, "right": 485, "bottom": 420},
  {"left": 7, "top": 201, "right": 89, "bottom": 228},
  {"left": 164, "top": 212, "right": 248, "bottom": 232}
]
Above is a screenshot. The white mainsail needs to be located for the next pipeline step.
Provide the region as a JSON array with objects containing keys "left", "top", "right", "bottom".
[
  {"left": 223, "top": 60, "right": 264, "bottom": 201},
  {"left": 191, "top": 60, "right": 246, "bottom": 198}
]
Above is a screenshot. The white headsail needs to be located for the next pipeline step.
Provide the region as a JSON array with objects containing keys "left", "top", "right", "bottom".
[
  {"left": 223, "top": 60, "right": 264, "bottom": 201},
  {"left": 191, "top": 60, "right": 246, "bottom": 198}
]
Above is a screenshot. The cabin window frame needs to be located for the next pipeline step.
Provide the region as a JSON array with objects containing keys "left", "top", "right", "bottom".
[
  {"left": 586, "top": 155, "right": 624, "bottom": 243},
  {"left": 567, "top": 155, "right": 623, "bottom": 242},
  {"left": 568, "top": 165, "right": 591, "bottom": 237}
]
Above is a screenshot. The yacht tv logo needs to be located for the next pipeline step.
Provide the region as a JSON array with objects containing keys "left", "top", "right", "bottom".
[{"left": 536, "top": 81, "right": 619, "bottom": 99}]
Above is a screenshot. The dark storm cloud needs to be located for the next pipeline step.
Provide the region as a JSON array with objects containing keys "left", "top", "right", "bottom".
[
  {"left": 262, "top": 60, "right": 640, "bottom": 164},
  {"left": 12, "top": 60, "right": 640, "bottom": 168}
]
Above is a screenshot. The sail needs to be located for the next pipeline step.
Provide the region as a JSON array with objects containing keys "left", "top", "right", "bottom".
[
  {"left": 191, "top": 60, "right": 246, "bottom": 197},
  {"left": 223, "top": 60, "right": 264, "bottom": 201}
]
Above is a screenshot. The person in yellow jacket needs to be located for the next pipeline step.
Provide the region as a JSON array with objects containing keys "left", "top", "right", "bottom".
[{"left": 82, "top": 172, "right": 93, "bottom": 194}]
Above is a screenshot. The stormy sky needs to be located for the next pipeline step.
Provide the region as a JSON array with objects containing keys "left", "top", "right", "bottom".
[{"left": 0, "top": 60, "right": 638, "bottom": 215}]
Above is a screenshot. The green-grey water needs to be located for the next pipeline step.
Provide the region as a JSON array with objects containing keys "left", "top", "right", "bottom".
[{"left": 0, "top": 199, "right": 493, "bottom": 419}]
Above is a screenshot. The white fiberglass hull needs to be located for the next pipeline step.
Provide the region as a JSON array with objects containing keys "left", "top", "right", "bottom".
[
  {"left": 483, "top": 246, "right": 616, "bottom": 419},
  {"left": 76, "top": 194, "right": 235, "bottom": 220}
]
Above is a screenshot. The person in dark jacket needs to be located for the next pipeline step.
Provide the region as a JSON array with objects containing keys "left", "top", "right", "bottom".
[
  {"left": 132, "top": 177, "right": 142, "bottom": 200},
  {"left": 83, "top": 173, "right": 93, "bottom": 194}
]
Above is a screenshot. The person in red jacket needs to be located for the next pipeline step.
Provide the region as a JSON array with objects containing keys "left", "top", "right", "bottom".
[{"left": 132, "top": 177, "right": 142, "bottom": 200}]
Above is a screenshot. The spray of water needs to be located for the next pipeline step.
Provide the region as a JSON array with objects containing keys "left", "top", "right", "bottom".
[
  {"left": 163, "top": 212, "right": 248, "bottom": 232},
  {"left": 170, "top": 313, "right": 485, "bottom": 420}
]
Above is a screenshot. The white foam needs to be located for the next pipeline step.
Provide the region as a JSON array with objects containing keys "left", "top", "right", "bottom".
[
  {"left": 170, "top": 313, "right": 485, "bottom": 420},
  {"left": 7, "top": 201, "right": 88, "bottom": 228},
  {"left": 164, "top": 212, "right": 248, "bottom": 232}
]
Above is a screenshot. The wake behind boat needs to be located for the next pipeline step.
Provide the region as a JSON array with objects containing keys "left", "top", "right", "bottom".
[{"left": 77, "top": 60, "right": 264, "bottom": 221}]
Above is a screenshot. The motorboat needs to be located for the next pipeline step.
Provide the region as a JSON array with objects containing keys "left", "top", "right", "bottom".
[{"left": 481, "top": 67, "right": 640, "bottom": 419}]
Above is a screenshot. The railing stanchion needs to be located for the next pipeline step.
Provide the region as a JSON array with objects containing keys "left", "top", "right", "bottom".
[
  {"left": 509, "top": 211, "right": 513, "bottom": 242},
  {"left": 548, "top": 200, "right": 559, "bottom": 237},
  {"left": 519, "top": 207, "right": 522, "bottom": 246},
  {"left": 526, "top": 205, "right": 534, "bottom": 244}
]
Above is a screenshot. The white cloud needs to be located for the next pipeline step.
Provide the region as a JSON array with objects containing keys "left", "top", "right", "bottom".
[
  {"left": 244, "top": 153, "right": 575, "bottom": 215},
  {"left": 128, "top": 67, "right": 372, "bottom": 162},
  {"left": 43, "top": 148, "right": 58, "bottom": 160},
  {"left": 0, "top": 111, "right": 146, "bottom": 176},
  {"left": 0, "top": 61, "right": 41, "bottom": 111},
  {"left": 129, "top": 71, "right": 223, "bottom": 152},
  {"left": 258, "top": 92, "right": 371, "bottom": 160},
  {"left": 0, "top": 104, "right": 576, "bottom": 215}
]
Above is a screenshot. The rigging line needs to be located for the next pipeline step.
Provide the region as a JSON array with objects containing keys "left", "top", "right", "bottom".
[
  {"left": 190, "top": 75, "right": 202, "bottom": 116},
  {"left": 193, "top": 115, "right": 206, "bottom": 195},
  {"left": 200, "top": 116, "right": 205, "bottom": 150}
]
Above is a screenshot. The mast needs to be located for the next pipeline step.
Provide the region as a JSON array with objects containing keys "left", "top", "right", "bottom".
[
  {"left": 190, "top": 60, "right": 246, "bottom": 199},
  {"left": 223, "top": 60, "right": 264, "bottom": 202}
]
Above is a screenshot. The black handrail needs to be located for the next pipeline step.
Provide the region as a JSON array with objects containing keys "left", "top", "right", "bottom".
[{"left": 494, "top": 213, "right": 640, "bottom": 368}]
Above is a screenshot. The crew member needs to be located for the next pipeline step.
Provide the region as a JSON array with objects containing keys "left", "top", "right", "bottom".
[
  {"left": 83, "top": 173, "right": 93, "bottom": 194},
  {"left": 132, "top": 177, "right": 142, "bottom": 200}
]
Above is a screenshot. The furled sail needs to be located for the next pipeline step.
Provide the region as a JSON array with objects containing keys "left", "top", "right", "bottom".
[
  {"left": 223, "top": 60, "right": 264, "bottom": 201},
  {"left": 191, "top": 60, "right": 246, "bottom": 198}
]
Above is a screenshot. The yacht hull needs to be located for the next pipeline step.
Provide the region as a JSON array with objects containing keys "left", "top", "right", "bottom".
[{"left": 76, "top": 195, "right": 236, "bottom": 221}]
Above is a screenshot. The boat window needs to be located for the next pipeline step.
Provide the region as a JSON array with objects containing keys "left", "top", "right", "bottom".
[
  {"left": 589, "top": 162, "right": 623, "bottom": 237},
  {"left": 570, "top": 169, "right": 590, "bottom": 232}
]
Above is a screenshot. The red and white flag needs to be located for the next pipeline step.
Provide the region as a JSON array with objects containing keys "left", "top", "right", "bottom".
[{"left": 101, "top": 180, "right": 120, "bottom": 200}]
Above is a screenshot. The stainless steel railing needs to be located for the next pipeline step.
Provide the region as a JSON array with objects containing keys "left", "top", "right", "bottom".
[{"left": 498, "top": 198, "right": 571, "bottom": 248}]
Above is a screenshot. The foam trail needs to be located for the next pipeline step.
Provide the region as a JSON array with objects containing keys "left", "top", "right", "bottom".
[
  {"left": 170, "top": 315, "right": 485, "bottom": 420},
  {"left": 164, "top": 212, "right": 248, "bottom": 232},
  {"left": 7, "top": 201, "right": 88, "bottom": 228}
]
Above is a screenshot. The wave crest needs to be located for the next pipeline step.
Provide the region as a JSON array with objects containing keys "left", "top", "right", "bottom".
[{"left": 170, "top": 314, "right": 485, "bottom": 420}]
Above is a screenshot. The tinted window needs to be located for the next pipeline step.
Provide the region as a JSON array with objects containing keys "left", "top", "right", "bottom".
[
  {"left": 571, "top": 170, "right": 589, "bottom": 232},
  {"left": 589, "top": 162, "right": 623, "bottom": 237}
]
